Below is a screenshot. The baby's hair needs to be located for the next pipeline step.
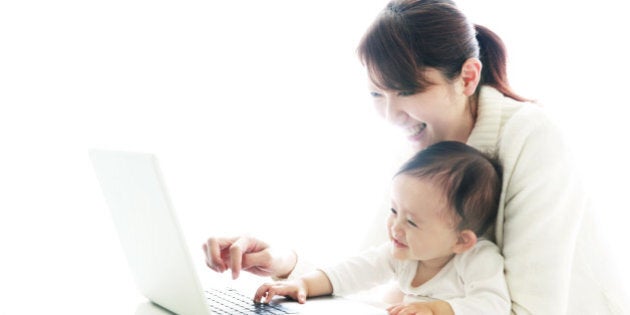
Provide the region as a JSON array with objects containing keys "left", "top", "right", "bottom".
[{"left": 396, "top": 141, "right": 502, "bottom": 236}]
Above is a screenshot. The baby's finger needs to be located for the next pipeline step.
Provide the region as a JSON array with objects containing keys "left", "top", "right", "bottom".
[
  {"left": 262, "top": 286, "right": 279, "bottom": 303},
  {"left": 297, "top": 286, "right": 307, "bottom": 304},
  {"left": 254, "top": 283, "right": 272, "bottom": 303}
]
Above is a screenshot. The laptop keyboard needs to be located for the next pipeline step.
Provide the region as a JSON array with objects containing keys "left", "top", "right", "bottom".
[{"left": 205, "top": 287, "right": 298, "bottom": 315}]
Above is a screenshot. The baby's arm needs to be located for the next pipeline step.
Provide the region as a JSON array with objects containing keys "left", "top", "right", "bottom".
[{"left": 254, "top": 270, "right": 332, "bottom": 304}]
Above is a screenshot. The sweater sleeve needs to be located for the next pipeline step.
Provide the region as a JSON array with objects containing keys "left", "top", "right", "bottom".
[
  {"left": 319, "top": 243, "right": 395, "bottom": 297},
  {"left": 498, "top": 107, "right": 587, "bottom": 314},
  {"left": 445, "top": 240, "right": 511, "bottom": 315}
]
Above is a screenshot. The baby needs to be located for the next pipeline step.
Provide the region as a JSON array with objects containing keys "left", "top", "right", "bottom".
[{"left": 254, "top": 141, "right": 510, "bottom": 314}]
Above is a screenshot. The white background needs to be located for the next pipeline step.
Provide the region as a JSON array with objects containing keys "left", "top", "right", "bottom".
[{"left": 1, "top": 1, "right": 629, "bottom": 314}]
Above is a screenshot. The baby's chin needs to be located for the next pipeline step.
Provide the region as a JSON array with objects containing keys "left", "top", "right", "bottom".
[{"left": 390, "top": 247, "right": 411, "bottom": 261}]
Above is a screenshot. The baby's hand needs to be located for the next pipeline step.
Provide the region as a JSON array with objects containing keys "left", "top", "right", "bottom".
[
  {"left": 254, "top": 279, "right": 308, "bottom": 304},
  {"left": 387, "top": 302, "right": 434, "bottom": 315}
]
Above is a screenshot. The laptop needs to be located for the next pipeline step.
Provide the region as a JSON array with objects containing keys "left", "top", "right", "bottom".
[{"left": 89, "top": 149, "right": 388, "bottom": 315}]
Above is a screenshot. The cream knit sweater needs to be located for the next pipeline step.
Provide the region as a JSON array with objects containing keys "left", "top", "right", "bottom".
[{"left": 461, "top": 86, "right": 623, "bottom": 314}]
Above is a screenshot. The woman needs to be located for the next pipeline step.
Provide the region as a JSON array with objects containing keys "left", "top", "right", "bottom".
[{"left": 203, "top": 0, "right": 625, "bottom": 313}]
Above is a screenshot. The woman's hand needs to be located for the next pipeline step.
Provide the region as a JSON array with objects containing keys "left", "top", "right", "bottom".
[
  {"left": 387, "top": 300, "right": 454, "bottom": 315},
  {"left": 202, "top": 235, "right": 297, "bottom": 279},
  {"left": 254, "top": 279, "right": 308, "bottom": 304}
]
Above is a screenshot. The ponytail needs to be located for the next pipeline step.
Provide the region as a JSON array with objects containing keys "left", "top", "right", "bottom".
[{"left": 475, "top": 24, "right": 530, "bottom": 102}]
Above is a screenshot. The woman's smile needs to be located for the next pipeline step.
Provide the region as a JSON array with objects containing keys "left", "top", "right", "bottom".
[{"left": 405, "top": 122, "right": 427, "bottom": 143}]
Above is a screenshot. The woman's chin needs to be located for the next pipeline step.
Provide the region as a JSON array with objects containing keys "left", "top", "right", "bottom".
[{"left": 409, "top": 138, "right": 432, "bottom": 152}]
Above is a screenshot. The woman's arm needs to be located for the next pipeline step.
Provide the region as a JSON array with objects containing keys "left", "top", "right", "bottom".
[{"left": 498, "top": 107, "right": 587, "bottom": 314}]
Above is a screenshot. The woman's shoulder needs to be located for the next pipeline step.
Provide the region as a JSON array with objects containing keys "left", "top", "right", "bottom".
[
  {"left": 480, "top": 88, "right": 566, "bottom": 152},
  {"left": 471, "top": 86, "right": 555, "bottom": 153},
  {"left": 506, "top": 100, "right": 553, "bottom": 129},
  {"left": 479, "top": 86, "right": 551, "bottom": 126}
]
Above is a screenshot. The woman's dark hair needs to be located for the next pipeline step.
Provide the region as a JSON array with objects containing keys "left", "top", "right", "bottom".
[
  {"left": 395, "top": 141, "right": 502, "bottom": 236},
  {"left": 358, "top": 0, "right": 527, "bottom": 102}
]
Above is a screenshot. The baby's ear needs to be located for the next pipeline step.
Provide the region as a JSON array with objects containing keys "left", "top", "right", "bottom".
[{"left": 452, "top": 230, "right": 477, "bottom": 254}]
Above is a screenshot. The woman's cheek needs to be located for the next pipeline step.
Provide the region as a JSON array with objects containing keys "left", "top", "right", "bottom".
[{"left": 373, "top": 102, "right": 386, "bottom": 119}]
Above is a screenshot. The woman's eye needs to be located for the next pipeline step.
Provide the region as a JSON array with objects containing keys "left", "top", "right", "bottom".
[
  {"left": 397, "top": 90, "right": 415, "bottom": 97},
  {"left": 370, "top": 91, "right": 382, "bottom": 98}
]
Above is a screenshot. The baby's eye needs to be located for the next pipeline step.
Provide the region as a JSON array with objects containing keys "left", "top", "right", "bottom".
[
  {"left": 407, "top": 219, "right": 418, "bottom": 228},
  {"left": 390, "top": 208, "right": 397, "bottom": 215}
]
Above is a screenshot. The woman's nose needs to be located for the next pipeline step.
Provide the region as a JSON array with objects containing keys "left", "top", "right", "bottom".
[{"left": 384, "top": 98, "right": 408, "bottom": 126}]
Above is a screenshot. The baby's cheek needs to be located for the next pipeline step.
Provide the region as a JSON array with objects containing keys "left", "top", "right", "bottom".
[{"left": 386, "top": 218, "right": 394, "bottom": 235}]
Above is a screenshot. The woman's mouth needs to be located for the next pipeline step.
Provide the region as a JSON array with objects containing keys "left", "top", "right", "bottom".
[{"left": 406, "top": 122, "right": 427, "bottom": 142}]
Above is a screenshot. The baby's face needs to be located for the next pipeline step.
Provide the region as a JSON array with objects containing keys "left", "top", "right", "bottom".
[{"left": 388, "top": 174, "right": 459, "bottom": 263}]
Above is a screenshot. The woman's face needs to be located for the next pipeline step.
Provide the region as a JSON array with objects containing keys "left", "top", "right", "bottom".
[{"left": 368, "top": 68, "right": 475, "bottom": 151}]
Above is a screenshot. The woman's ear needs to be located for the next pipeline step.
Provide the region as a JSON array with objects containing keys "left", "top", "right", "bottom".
[
  {"left": 459, "top": 58, "right": 482, "bottom": 96},
  {"left": 453, "top": 229, "right": 478, "bottom": 254}
]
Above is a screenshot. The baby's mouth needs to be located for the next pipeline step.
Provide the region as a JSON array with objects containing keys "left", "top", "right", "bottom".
[{"left": 392, "top": 238, "right": 408, "bottom": 248}]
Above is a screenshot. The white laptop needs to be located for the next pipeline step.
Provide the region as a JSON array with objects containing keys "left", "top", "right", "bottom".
[{"left": 89, "top": 149, "right": 388, "bottom": 315}]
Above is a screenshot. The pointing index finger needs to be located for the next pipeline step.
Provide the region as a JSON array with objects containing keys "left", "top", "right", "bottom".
[
  {"left": 207, "top": 237, "right": 237, "bottom": 272},
  {"left": 229, "top": 237, "right": 252, "bottom": 279}
]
